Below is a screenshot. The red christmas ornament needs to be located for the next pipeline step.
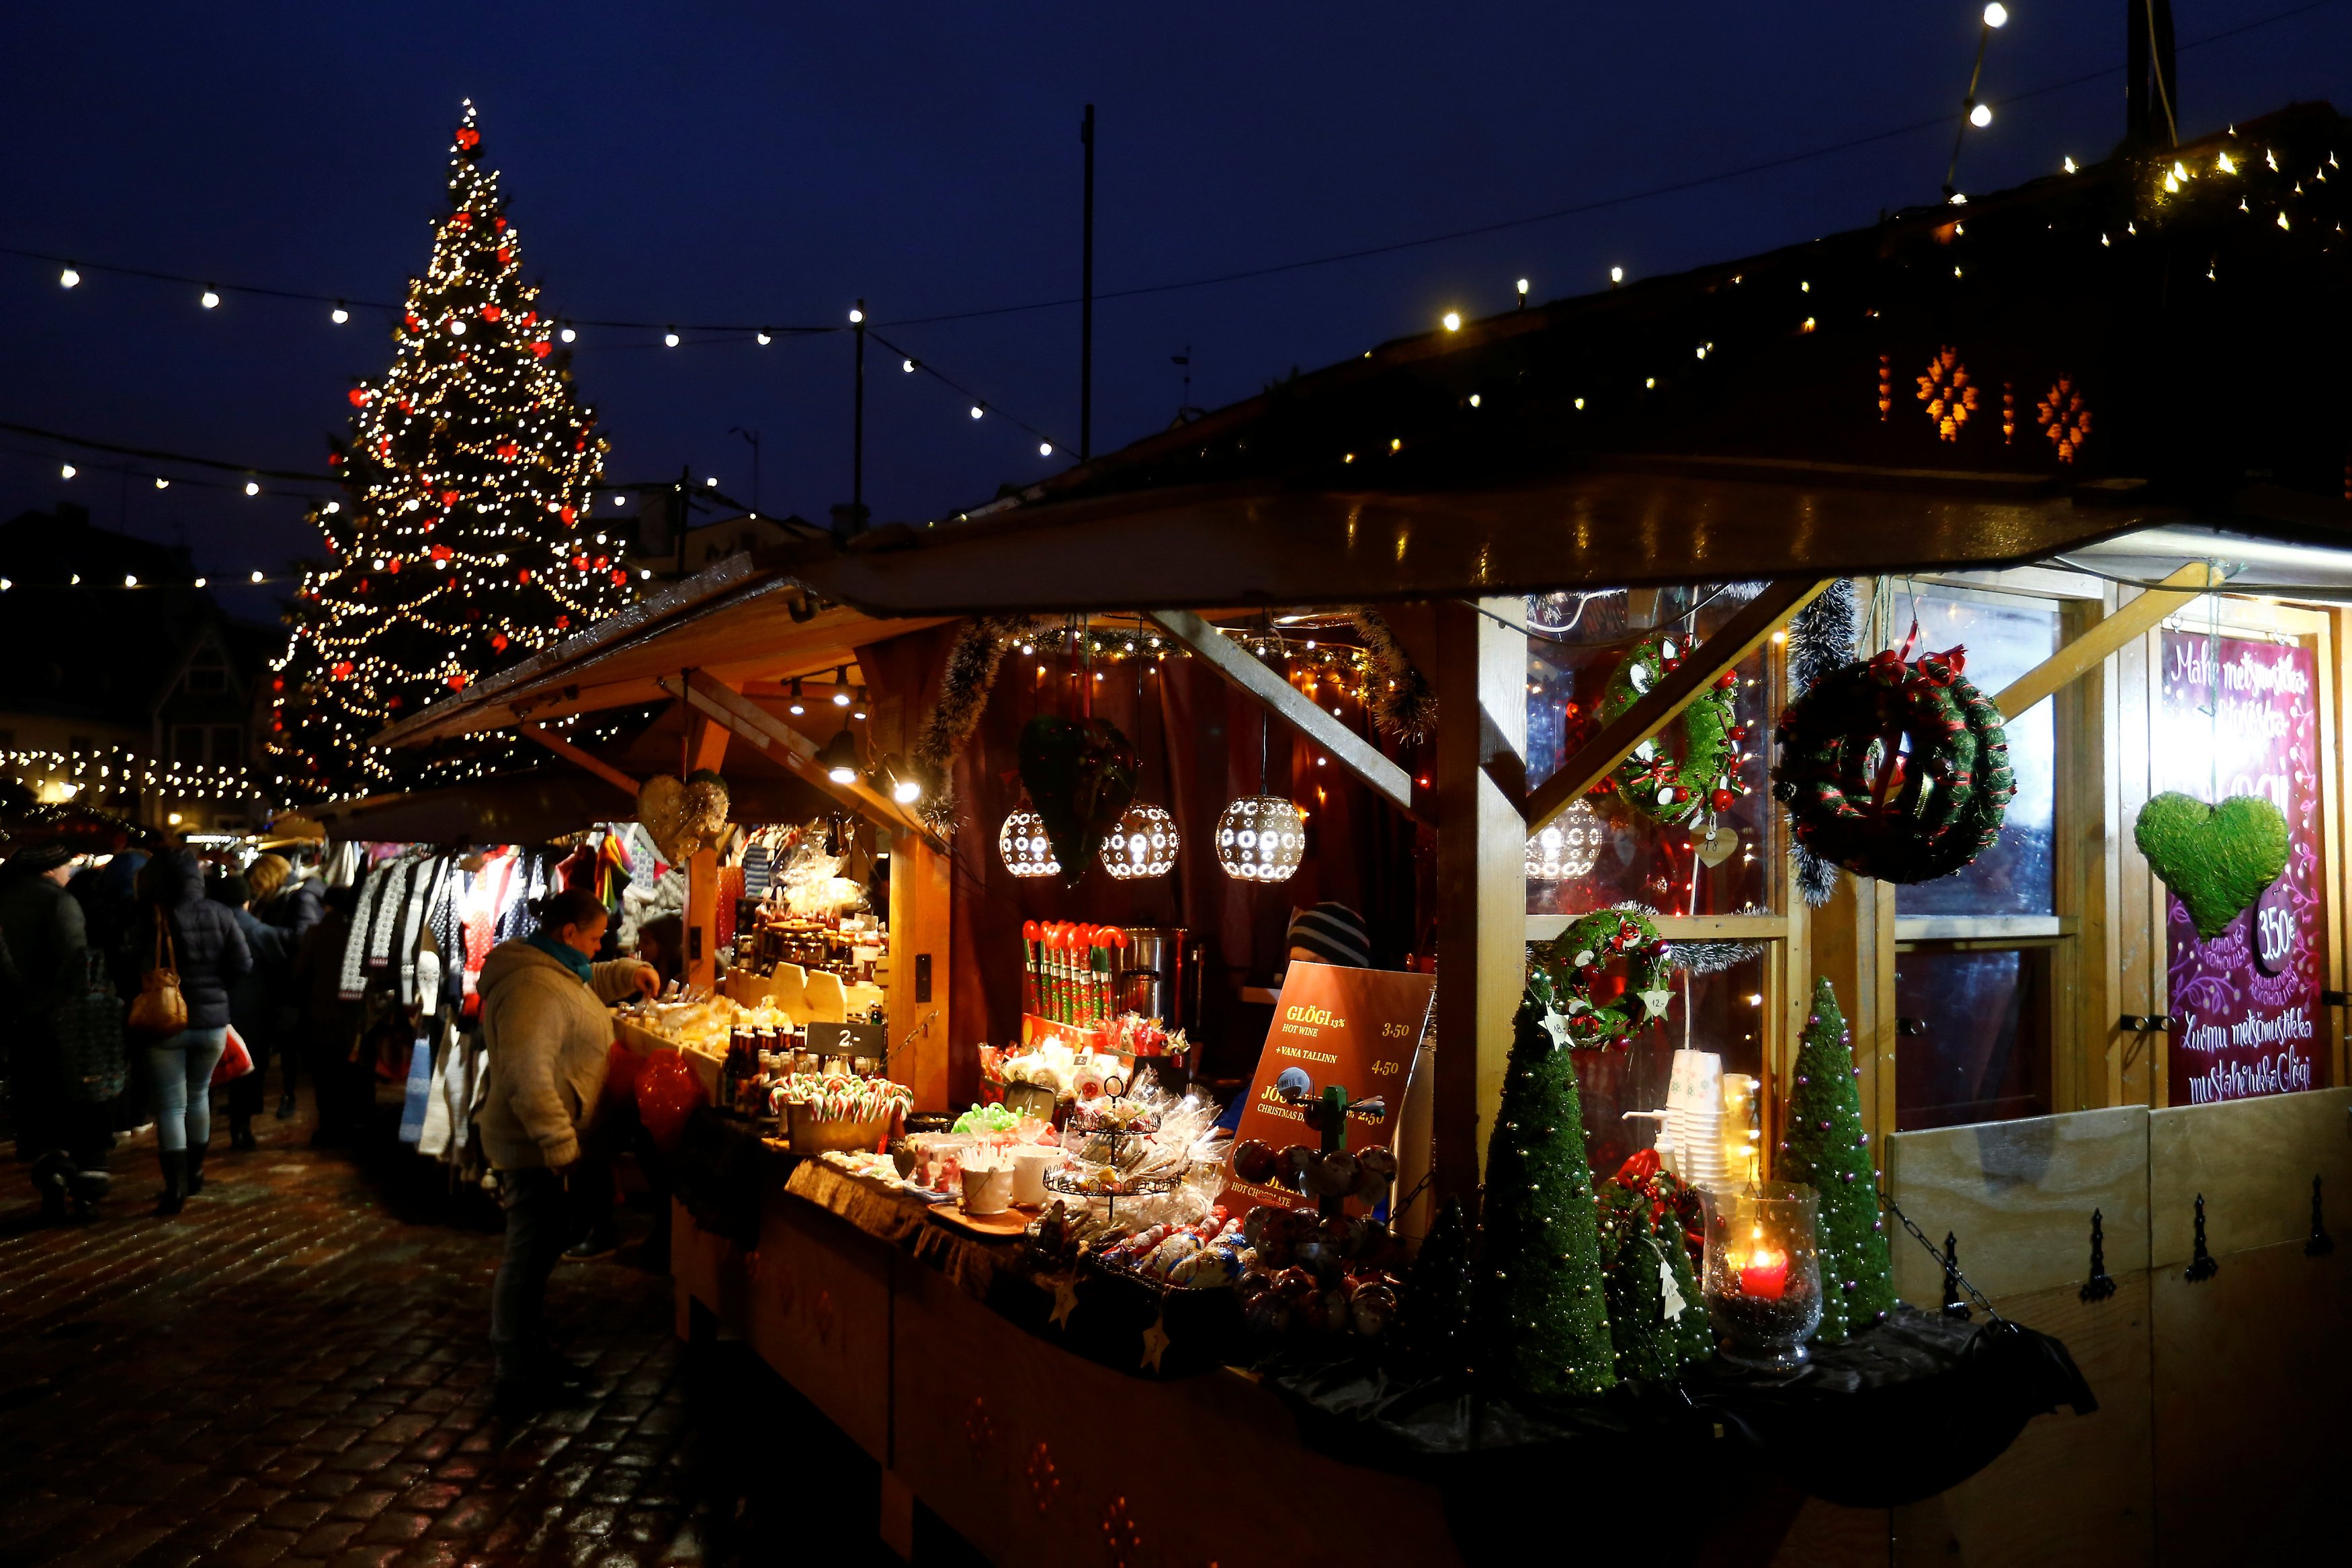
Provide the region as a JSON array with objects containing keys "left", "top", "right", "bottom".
[
  {"left": 480, "top": 305, "right": 501, "bottom": 322},
  {"left": 451, "top": 211, "right": 472, "bottom": 229},
  {"left": 454, "top": 126, "right": 480, "bottom": 150},
  {"left": 1712, "top": 788, "right": 1736, "bottom": 811},
  {"left": 447, "top": 673, "right": 467, "bottom": 690},
  {"left": 346, "top": 388, "right": 369, "bottom": 407},
  {"left": 386, "top": 558, "right": 401, "bottom": 573},
  {"left": 532, "top": 341, "right": 552, "bottom": 359},
  {"left": 496, "top": 443, "right": 518, "bottom": 460},
  {"left": 496, "top": 247, "right": 511, "bottom": 265},
  {"left": 331, "top": 661, "right": 354, "bottom": 679},
  {"left": 519, "top": 310, "right": 535, "bottom": 324},
  {"left": 556, "top": 615, "right": 570, "bottom": 629},
  {"left": 571, "top": 554, "right": 589, "bottom": 571},
  {"left": 1717, "top": 671, "right": 1738, "bottom": 691},
  {"left": 558, "top": 506, "right": 575, "bottom": 523},
  {"left": 491, "top": 633, "right": 509, "bottom": 652},
  {"left": 609, "top": 569, "right": 627, "bottom": 585},
  {"left": 403, "top": 312, "right": 419, "bottom": 331},
  {"left": 441, "top": 490, "right": 459, "bottom": 505},
  {"left": 430, "top": 545, "right": 452, "bottom": 564},
  {"left": 516, "top": 569, "right": 530, "bottom": 584}
]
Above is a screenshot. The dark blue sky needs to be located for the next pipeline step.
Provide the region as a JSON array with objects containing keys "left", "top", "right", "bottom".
[{"left": 4, "top": 3, "right": 2348, "bottom": 622}]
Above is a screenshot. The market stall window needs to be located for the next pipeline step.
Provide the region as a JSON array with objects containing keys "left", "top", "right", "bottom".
[
  {"left": 1890, "top": 586, "right": 2059, "bottom": 919},
  {"left": 1568, "top": 947, "right": 1772, "bottom": 1178},
  {"left": 1524, "top": 586, "right": 1777, "bottom": 920},
  {"left": 1894, "top": 943, "right": 2055, "bottom": 1129}
]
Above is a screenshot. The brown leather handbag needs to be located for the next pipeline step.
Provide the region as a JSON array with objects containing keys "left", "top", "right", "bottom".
[{"left": 127, "top": 907, "right": 188, "bottom": 1039}]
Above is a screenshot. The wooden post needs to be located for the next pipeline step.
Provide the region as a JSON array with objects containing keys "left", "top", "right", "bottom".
[
  {"left": 887, "top": 833, "right": 953, "bottom": 1109},
  {"left": 683, "top": 705, "right": 732, "bottom": 992},
  {"left": 1429, "top": 599, "right": 1527, "bottom": 1209}
]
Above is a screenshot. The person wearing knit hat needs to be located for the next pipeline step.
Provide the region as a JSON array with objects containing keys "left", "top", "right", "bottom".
[
  {"left": 0, "top": 838, "right": 106, "bottom": 1219},
  {"left": 1285, "top": 902, "right": 1372, "bottom": 969}
]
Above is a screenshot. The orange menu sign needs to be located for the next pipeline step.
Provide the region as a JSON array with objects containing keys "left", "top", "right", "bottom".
[{"left": 1216, "top": 961, "right": 1437, "bottom": 1217}]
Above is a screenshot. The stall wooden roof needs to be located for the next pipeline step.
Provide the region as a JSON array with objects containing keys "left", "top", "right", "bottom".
[{"left": 765, "top": 104, "right": 2352, "bottom": 616}]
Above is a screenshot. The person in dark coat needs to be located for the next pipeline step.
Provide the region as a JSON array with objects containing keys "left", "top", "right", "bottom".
[
  {"left": 0, "top": 839, "right": 110, "bottom": 1218},
  {"left": 246, "top": 853, "right": 321, "bottom": 1119},
  {"left": 291, "top": 883, "right": 364, "bottom": 1147},
  {"left": 214, "top": 873, "right": 294, "bottom": 1152},
  {"left": 140, "top": 847, "right": 251, "bottom": 1215}
]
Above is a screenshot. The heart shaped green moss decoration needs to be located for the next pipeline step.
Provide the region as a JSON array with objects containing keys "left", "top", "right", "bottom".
[{"left": 2134, "top": 791, "right": 2290, "bottom": 939}]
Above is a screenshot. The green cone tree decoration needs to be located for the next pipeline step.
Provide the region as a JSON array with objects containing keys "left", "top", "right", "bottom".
[
  {"left": 1392, "top": 1197, "right": 1476, "bottom": 1379},
  {"left": 1775, "top": 977, "right": 1896, "bottom": 1340},
  {"left": 1472, "top": 968, "right": 1616, "bottom": 1397},
  {"left": 1597, "top": 1184, "right": 1713, "bottom": 1385}
]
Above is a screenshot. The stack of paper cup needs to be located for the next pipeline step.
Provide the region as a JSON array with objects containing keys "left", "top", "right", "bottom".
[{"left": 1667, "top": 1049, "right": 1727, "bottom": 1188}]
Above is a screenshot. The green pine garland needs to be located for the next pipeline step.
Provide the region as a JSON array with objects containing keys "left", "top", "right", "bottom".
[
  {"left": 1597, "top": 636, "right": 1747, "bottom": 826},
  {"left": 1472, "top": 968, "right": 1618, "bottom": 1397},
  {"left": 1770, "top": 647, "right": 2014, "bottom": 884},
  {"left": 1536, "top": 905, "right": 1674, "bottom": 1050},
  {"left": 1775, "top": 977, "right": 1897, "bottom": 1341}
]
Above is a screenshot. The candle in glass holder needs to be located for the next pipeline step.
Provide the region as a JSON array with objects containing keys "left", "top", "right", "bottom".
[
  {"left": 1735, "top": 1234, "right": 1789, "bottom": 1301},
  {"left": 1701, "top": 1182, "right": 1823, "bottom": 1372}
]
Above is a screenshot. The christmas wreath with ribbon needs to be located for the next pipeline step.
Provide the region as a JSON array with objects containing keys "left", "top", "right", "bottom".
[
  {"left": 1770, "top": 644, "right": 2014, "bottom": 884},
  {"left": 1595, "top": 636, "right": 1749, "bottom": 827},
  {"left": 1537, "top": 904, "right": 1675, "bottom": 1049}
]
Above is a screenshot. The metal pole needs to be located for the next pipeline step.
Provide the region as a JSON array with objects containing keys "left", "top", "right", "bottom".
[
  {"left": 1081, "top": 104, "right": 1095, "bottom": 462},
  {"left": 853, "top": 300, "right": 866, "bottom": 512}
]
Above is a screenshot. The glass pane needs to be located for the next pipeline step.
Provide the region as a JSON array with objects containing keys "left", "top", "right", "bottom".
[
  {"left": 1525, "top": 587, "right": 1775, "bottom": 918},
  {"left": 1570, "top": 947, "right": 1770, "bottom": 1178},
  {"left": 1894, "top": 946, "right": 2054, "bottom": 1129},
  {"left": 1889, "top": 589, "right": 2060, "bottom": 917}
]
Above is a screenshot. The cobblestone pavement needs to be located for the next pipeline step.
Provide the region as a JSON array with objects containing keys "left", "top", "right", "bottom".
[{"left": 0, "top": 1106, "right": 911, "bottom": 1568}]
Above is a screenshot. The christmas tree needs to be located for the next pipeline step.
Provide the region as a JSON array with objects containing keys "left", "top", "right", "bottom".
[
  {"left": 1597, "top": 1162, "right": 1713, "bottom": 1385},
  {"left": 1775, "top": 977, "right": 1896, "bottom": 1340},
  {"left": 266, "top": 101, "right": 626, "bottom": 801},
  {"left": 1391, "top": 1197, "right": 1476, "bottom": 1379},
  {"left": 1471, "top": 968, "right": 1615, "bottom": 1398}
]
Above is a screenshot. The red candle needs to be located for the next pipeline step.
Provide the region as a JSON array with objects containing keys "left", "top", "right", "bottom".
[{"left": 1736, "top": 1246, "right": 1789, "bottom": 1301}]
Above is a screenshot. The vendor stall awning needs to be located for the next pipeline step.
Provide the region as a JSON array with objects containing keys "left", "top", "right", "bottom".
[{"left": 766, "top": 459, "right": 2181, "bottom": 616}]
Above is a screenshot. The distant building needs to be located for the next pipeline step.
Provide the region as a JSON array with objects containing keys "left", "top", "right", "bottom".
[
  {"left": 622, "top": 510, "right": 815, "bottom": 582},
  {"left": 0, "top": 503, "right": 276, "bottom": 832}
]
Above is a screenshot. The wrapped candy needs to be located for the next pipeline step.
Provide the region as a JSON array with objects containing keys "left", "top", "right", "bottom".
[
  {"left": 1232, "top": 1139, "right": 1279, "bottom": 1186},
  {"left": 1144, "top": 1233, "right": 1202, "bottom": 1278},
  {"left": 1349, "top": 1280, "right": 1399, "bottom": 1338}
]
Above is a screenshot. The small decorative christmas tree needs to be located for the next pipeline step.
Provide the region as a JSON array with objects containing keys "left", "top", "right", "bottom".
[
  {"left": 1597, "top": 1160, "right": 1713, "bottom": 1385},
  {"left": 267, "top": 100, "right": 626, "bottom": 801},
  {"left": 1392, "top": 1197, "right": 1476, "bottom": 1379},
  {"left": 1471, "top": 968, "right": 1615, "bottom": 1398},
  {"left": 1775, "top": 977, "right": 1896, "bottom": 1340}
]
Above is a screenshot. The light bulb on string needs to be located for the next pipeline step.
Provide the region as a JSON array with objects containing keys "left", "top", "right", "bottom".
[
  {"left": 59, "top": 266, "right": 79, "bottom": 289},
  {"left": 200, "top": 288, "right": 220, "bottom": 309},
  {"left": 1969, "top": 102, "right": 1992, "bottom": 128},
  {"left": 664, "top": 330, "right": 680, "bottom": 347},
  {"left": 60, "top": 464, "right": 75, "bottom": 480},
  {"left": 331, "top": 302, "right": 349, "bottom": 324},
  {"left": 902, "top": 359, "right": 916, "bottom": 373},
  {"left": 970, "top": 406, "right": 984, "bottom": 419},
  {"left": 244, "top": 482, "right": 260, "bottom": 496},
  {"left": 755, "top": 331, "right": 771, "bottom": 345}
]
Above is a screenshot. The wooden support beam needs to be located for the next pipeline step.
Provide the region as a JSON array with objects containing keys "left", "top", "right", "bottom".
[
  {"left": 519, "top": 724, "right": 641, "bottom": 797},
  {"left": 661, "top": 670, "right": 942, "bottom": 851},
  {"left": 1523, "top": 578, "right": 1835, "bottom": 832},
  {"left": 1145, "top": 609, "right": 1425, "bottom": 823},
  {"left": 1992, "top": 561, "right": 2220, "bottom": 722}
]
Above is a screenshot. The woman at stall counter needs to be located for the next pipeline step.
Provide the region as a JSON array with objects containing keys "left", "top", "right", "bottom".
[
  {"left": 1213, "top": 902, "right": 1372, "bottom": 1133},
  {"left": 476, "top": 885, "right": 659, "bottom": 1409}
]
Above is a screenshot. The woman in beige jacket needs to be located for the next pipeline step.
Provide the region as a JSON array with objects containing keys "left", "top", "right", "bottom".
[{"left": 476, "top": 885, "right": 656, "bottom": 1406}]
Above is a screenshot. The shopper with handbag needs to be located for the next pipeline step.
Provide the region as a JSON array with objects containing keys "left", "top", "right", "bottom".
[
  {"left": 135, "top": 847, "right": 251, "bottom": 1215},
  {"left": 0, "top": 838, "right": 114, "bottom": 1219},
  {"left": 476, "top": 885, "right": 657, "bottom": 1408}
]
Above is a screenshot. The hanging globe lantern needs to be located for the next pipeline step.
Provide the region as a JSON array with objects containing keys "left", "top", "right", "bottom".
[
  {"left": 997, "top": 807, "right": 1060, "bottom": 878},
  {"left": 1215, "top": 795, "right": 1307, "bottom": 883},
  {"left": 1100, "top": 803, "right": 1180, "bottom": 879},
  {"left": 1526, "top": 797, "right": 1605, "bottom": 881}
]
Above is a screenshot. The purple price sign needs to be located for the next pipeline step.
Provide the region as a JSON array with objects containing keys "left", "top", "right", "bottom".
[{"left": 2156, "top": 631, "right": 2328, "bottom": 1104}]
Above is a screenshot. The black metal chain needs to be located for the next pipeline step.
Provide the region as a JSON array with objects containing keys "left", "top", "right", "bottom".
[{"left": 1881, "top": 1188, "right": 2009, "bottom": 1329}]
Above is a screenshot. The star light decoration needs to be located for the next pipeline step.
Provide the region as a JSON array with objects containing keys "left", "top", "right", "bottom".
[
  {"left": 265, "top": 101, "right": 628, "bottom": 802},
  {"left": 998, "top": 806, "right": 1060, "bottom": 878}
]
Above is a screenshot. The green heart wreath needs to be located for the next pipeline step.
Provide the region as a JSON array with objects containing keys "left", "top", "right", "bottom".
[
  {"left": 1595, "top": 637, "right": 1749, "bottom": 827},
  {"left": 2134, "top": 791, "right": 2289, "bottom": 939},
  {"left": 1770, "top": 646, "right": 2013, "bottom": 884},
  {"left": 1536, "top": 905, "right": 1675, "bottom": 1049}
]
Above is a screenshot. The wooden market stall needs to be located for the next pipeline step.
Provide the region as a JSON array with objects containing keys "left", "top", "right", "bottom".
[{"left": 381, "top": 105, "right": 2352, "bottom": 1565}]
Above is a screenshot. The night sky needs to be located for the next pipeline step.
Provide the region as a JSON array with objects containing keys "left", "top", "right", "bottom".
[{"left": 4, "top": 3, "right": 2348, "bottom": 624}]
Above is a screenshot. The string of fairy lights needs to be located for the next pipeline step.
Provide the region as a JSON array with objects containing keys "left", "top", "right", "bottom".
[{"left": 0, "top": 746, "right": 267, "bottom": 803}]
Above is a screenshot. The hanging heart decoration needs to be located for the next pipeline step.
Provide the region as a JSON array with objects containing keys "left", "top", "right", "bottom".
[
  {"left": 2134, "top": 791, "right": 2289, "bottom": 940},
  {"left": 1017, "top": 715, "right": 1140, "bottom": 887}
]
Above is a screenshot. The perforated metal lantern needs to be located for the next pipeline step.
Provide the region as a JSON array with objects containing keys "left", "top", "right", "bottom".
[
  {"left": 1525, "top": 797, "right": 1605, "bottom": 881},
  {"left": 1214, "top": 795, "right": 1307, "bottom": 883},
  {"left": 1100, "top": 802, "right": 1180, "bottom": 879},
  {"left": 997, "top": 808, "right": 1060, "bottom": 879}
]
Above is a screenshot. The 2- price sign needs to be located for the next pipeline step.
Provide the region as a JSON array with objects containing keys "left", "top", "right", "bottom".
[{"left": 1216, "top": 961, "right": 1436, "bottom": 1217}]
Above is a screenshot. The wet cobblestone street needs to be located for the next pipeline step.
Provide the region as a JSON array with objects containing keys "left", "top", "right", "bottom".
[{"left": 0, "top": 1109, "right": 906, "bottom": 1568}]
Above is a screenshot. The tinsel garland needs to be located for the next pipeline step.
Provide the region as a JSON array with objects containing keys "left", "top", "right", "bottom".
[
  {"left": 1679, "top": 937, "right": 1767, "bottom": 976},
  {"left": 911, "top": 614, "right": 1045, "bottom": 833},
  {"left": 1349, "top": 607, "right": 1438, "bottom": 744},
  {"left": 1782, "top": 580, "right": 1860, "bottom": 906}
]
